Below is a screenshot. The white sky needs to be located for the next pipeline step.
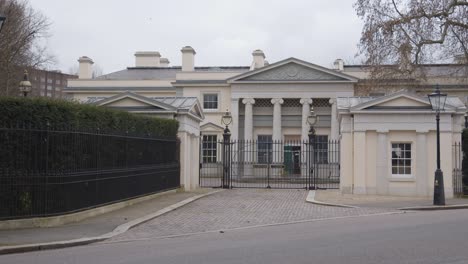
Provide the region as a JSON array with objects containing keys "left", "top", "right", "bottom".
[{"left": 29, "top": 0, "right": 364, "bottom": 74}]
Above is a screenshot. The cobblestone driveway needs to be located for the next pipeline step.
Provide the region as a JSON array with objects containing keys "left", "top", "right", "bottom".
[{"left": 108, "top": 189, "right": 395, "bottom": 242}]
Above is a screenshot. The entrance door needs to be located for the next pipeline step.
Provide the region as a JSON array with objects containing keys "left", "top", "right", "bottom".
[{"left": 284, "top": 145, "right": 301, "bottom": 176}]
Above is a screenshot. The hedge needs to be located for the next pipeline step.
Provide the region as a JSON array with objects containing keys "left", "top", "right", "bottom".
[{"left": 0, "top": 97, "right": 178, "bottom": 137}]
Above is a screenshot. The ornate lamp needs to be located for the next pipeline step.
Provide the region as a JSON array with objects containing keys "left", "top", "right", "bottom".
[
  {"left": 19, "top": 70, "right": 32, "bottom": 97},
  {"left": 428, "top": 85, "right": 447, "bottom": 114},
  {"left": 221, "top": 109, "right": 232, "bottom": 134},
  {"left": 427, "top": 84, "right": 447, "bottom": 205},
  {"left": 307, "top": 107, "right": 319, "bottom": 136}
]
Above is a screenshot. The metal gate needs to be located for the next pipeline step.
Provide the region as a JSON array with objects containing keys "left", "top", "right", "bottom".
[{"left": 200, "top": 139, "right": 340, "bottom": 189}]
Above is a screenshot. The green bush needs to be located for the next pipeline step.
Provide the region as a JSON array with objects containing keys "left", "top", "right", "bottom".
[{"left": 0, "top": 97, "right": 178, "bottom": 137}]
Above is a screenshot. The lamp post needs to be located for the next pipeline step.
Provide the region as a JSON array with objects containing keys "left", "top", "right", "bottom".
[
  {"left": 307, "top": 107, "right": 319, "bottom": 190},
  {"left": 0, "top": 15, "right": 5, "bottom": 33},
  {"left": 19, "top": 70, "right": 32, "bottom": 97},
  {"left": 428, "top": 85, "right": 447, "bottom": 205},
  {"left": 221, "top": 110, "right": 232, "bottom": 189}
]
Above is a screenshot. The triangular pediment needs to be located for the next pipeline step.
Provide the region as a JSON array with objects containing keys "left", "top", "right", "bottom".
[
  {"left": 104, "top": 98, "right": 162, "bottom": 109},
  {"left": 351, "top": 91, "right": 435, "bottom": 111},
  {"left": 95, "top": 91, "right": 176, "bottom": 111},
  {"left": 229, "top": 58, "right": 358, "bottom": 83},
  {"left": 201, "top": 122, "right": 224, "bottom": 132},
  {"left": 190, "top": 103, "right": 204, "bottom": 120}
]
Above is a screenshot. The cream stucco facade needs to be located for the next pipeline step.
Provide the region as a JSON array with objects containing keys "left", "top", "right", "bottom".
[{"left": 65, "top": 47, "right": 467, "bottom": 196}]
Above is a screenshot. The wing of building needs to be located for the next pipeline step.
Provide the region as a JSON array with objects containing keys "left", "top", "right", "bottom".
[{"left": 64, "top": 47, "right": 468, "bottom": 196}]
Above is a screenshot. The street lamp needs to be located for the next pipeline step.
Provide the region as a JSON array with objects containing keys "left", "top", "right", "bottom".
[
  {"left": 19, "top": 70, "right": 32, "bottom": 97},
  {"left": 307, "top": 107, "right": 319, "bottom": 190},
  {"left": 428, "top": 84, "right": 447, "bottom": 205},
  {"left": 221, "top": 109, "right": 232, "bottom": 135},
  {"left": 221, "top": 110, "right": 232, "bottom": 189},
  {"left": 0, "top": 15, "right": 5, "bottom": 33}
]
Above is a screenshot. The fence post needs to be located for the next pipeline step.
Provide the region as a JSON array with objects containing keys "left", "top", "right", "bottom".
[
  {"left": 308, "top": 127, "right": 316, "bottom": 190},
  {"left": 222, "top": 128, "right": 231, "bottom": 189},
  {"left": 44, "top": 121, "right": 50, "bottom": 215}
]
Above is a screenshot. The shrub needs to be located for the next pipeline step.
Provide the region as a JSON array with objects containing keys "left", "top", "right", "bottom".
[{"left": 0, "top": 97, "right": 178, "bottom": 137}]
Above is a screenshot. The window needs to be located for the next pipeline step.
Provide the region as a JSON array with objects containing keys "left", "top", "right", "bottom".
[
  {"left": 202, "top": 135, "right": 217, "bottom": 163},
  {"left": 203, "top": 94, "right": 218, "bottom": 110},
  {"left": 257, "top": 135, "right": 272, "bottom": 164},
  {"left": 391, "top": 143, "right": 412, "bottom": 175},
  {"left": 315, "top": 135, "right": 329, "bottom": 164}
]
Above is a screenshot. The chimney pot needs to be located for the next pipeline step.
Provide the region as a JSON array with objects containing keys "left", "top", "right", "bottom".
[
  {"left": 333, "top": 59, "right": 344, "bottom": 71},
  {"left": 135, "top": 51, "right": 161, "bottom": 67},
  {"left": 181, "top": 46, "right": 196, "bottom": 71},
  {"left": 251, "top": 49, "right": 265, "bottom": 70},
  {"left": 160, "top": 58, "right": 170, "bottom": 67},
  {"left": 78, "top": 56, "right": 94, "bottom": 79}
]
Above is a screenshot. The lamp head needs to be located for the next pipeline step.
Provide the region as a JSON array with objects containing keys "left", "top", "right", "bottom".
[
  {"left": 428, "top": 84, "right": 447, "bottom": 113},
  {"left": 221, "top": 109, "right": 232, "bottom": 127}
]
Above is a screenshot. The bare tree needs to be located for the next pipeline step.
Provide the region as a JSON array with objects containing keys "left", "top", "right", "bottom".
[
  {"left": 0, "top": 0, "right": 54, "bottom": 96},
  {"left": 355, "top": 0, "right": 468, "bottom": 81}
]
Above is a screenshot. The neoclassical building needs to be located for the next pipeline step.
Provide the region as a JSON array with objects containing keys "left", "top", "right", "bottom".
[{"left": 65, "top": 47, "right": 467, "bottom": 196}]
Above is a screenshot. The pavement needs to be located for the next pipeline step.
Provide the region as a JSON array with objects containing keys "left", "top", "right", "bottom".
[
  {"left": 312, "top": 190, "right": 468, "bottom": 210},
  {"left": 0, "top": 188, "right": 218, "bottom": 253},
  {"left": 1, "top": 188, "right": 467, "bottom": 255},
  {"left": 3, "top": 207, "right": 468, "bottom": 263},
  {"left": 105, "top": 189, "right": 397, "bottom": 243}
]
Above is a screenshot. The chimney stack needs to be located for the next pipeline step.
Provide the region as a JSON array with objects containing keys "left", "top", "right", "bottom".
[
  {"left": 333, "top": 59, "right": 344, "bottom": 71},
  {"left": 135, "top": 51, "right": 161, "bottom": 67},
  {"left": 181, "top": 46, "right": 196, "bottom": 71},
  {"left": 160, "top": 58, "right": 170, "bottom": 67},
  {"left": 251, "top": 49, "right": 265, "bottom": 70},
  {"left": 78, "top": 56, "right": 94, "bottom": 79}
]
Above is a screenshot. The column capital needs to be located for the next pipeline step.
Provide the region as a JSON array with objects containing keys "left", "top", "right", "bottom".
[
  {"left": 242, "top": 98, "right": 255, "bottom": 105},
  {"left": 329, "top": 98, "right": 337, "bottom": 105},
  {"left": 271, "top": 98, "right": 284, "bottom": 105},
  {"left": 300, "top": 98, "right": 313, "bottom": 105}
]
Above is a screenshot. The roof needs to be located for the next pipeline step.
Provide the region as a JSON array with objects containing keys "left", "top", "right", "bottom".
[
  {"left": 96, "top": 66, "right": 250, "bottom": 80},
  {"left": 228, "top": 57, "right": 359, "bottom": 83},
  {"left": 337, "top": 90, "right": 466, "bottom": 111},
  {"left": 344, "top": 64, "right": 468, "bottom": 77}
]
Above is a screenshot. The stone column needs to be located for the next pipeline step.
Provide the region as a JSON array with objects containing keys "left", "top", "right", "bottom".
[
  {"left": 353, "top": 130, "right": 366, "bottom": 194},
  {"left": 242, "top": 98, "right": 255, "bottom": 175},
  {"left": 230, "top": 98, "right": 240, "bottom": 141},
  {"left": 300, "top": 98, "right": 313, "bottom": 177},
  {"left": 329, "top": 98, "right": 338, "bottom": 140},
  {"left": 242, "top": 98, "right": 255, "bottom": 141},
  {"left": 271, "top": 98, "right": 284, "bottom": 163},
  {"left": 376, "top": 130, "right": 389, "bottom": 195},
  {"left": 416, "top": 131, "right": 428, "bottom": 196},
  {"left": 300, "top": 98, "right": 313, "bottom": 141}
]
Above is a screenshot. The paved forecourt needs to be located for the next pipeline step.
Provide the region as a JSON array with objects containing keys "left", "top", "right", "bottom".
[{"left": 107, "top": 189, "right": 396, "bottom": 242}]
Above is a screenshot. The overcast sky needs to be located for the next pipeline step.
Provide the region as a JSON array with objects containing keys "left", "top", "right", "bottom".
[{"left": 29, "top": 0, "right": 363, "bottom": 74}]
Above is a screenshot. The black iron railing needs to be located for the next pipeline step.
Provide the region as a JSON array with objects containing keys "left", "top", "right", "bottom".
[
  {"left": 453, "top": 142, "right": 465, "bottom": 197},
  {"left": 200, "top": 139, "right": 340, "bottom": 189},
  {"left": 0, "top": 123, "right": 180, "bottom": 220}
]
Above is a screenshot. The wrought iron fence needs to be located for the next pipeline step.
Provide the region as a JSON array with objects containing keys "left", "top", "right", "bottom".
[
  {"left": 0, "top": 122, "right": 180, "bottom": 220},
  {"left": 453, "top": 142, "right": 465, "bottom": 197},
  {"left": 200, "top": 139, "right": 340, "bottom": 189}
]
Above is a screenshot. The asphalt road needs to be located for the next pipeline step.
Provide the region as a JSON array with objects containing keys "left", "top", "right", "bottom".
[{"left": 2, "top": 209, "right": 468, "bottom": 264}]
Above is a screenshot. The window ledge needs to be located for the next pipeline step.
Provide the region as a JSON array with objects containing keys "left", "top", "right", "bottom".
[
  {"left": 388, "top": 176, "right": 415, "bottom": 182},
  {"left": 203, "top": 109, "right": 220, "bottom": 113}
]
